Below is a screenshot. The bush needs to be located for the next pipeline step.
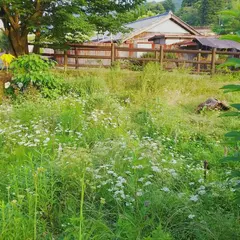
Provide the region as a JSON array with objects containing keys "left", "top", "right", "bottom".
[{"left": 10, "top": 54, "right": 62, "bottom": 97}]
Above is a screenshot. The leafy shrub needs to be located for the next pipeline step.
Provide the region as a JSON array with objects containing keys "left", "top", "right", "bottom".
[
  {"left": 10, "top": 54, "right": 62, "bottom": 97},
  {"left": 141, "top": 52, "right": 155, "bottom": 59},
  {"left": 221, "top": 84, "right": 240, "bottom": 201}
]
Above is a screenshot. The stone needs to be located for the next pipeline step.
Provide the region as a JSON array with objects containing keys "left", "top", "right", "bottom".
[{"left": 196, "top": 98, "right": 230, "bottom": 113}]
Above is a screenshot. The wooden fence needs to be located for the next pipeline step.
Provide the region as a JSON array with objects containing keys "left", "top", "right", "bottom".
[{"left": 41, "top": 43, "right": 240, "bottom": 74}]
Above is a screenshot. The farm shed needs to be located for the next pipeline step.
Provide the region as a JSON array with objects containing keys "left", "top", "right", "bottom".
[
  {"left": 193, "top": 37, "right": 240, "bottom": 51},
  {"left": 167, "top": 37, "right": 240, "bottom": 69},
  {"left": 173, "top": 37, "right": 240, "bottom": 51}
]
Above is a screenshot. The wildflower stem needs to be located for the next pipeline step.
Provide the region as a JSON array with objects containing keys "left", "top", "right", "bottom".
[
  {"left": 79, "top": 171, "right": 85, "bottom": 240},
  {"left": 34, "top": 174, "right": 38, "bottom": 240}
]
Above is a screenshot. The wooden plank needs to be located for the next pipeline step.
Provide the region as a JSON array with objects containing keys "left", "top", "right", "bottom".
[
  {"left": 58, "top": 63, "right": 111, "bottom": 68},
  {"left": 69, "top": 44, "right": 111, "bottom": 50},
  {"left": 155, "top": 49, "right": 159, "bottom": 60},
  {"left": 197, "top": 50, "right": 201, "bottom": 73},
  {"left": 165, "top": 49, "right": 212, "bottom": 54},
  {"left": 163, "top": 58, "right": 211, "bottom": 64},
  {"left": 111, "top": 43, "right": 115, "bottom": 66},
  {"left": 160, "top": 45, "right": 164, "bottom": 66},
  {"left": 64, "top": 50, "right": 68, "bottom": 71},
  {"left": 211, "top": 48, "right": 216, "bottom": 75},
  {"left": 67, "top": 55, "right": 111, "bottom": 59},
  {"left": 42, "top": 53, "right": 63, "bottom": 57},
  {"left": 116, "top": 47, "right": 156, "bottom": 53},
  {"left": 216, "top": 51, "right": 240, "bottom": 56},
  {"left": 75, "top": 47, "right": 78, "bottom": 69},
  {"left": 115, "top": 57, "right": 158, "bottom": 61}
]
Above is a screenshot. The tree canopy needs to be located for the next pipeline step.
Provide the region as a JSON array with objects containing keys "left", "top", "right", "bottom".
[
  {"left": 163, "top": 0, "right": 176, "bottom": 12},
  {"left": 0, "top": 0, "right": 145, "bottom": 56},
  {"left": 177, "top": 0, "right": 233, "bottom": 26}
]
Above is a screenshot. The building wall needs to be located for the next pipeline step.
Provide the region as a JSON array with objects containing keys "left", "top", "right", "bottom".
[
  {"left": 166, "top": 39, "right": 187, "bottom": 45},
  {"left": 0, "top": 20, "right": 4, "bottom": 29},
  {"left": 148, "top": 19, "right": 189, "bottom": 34}
]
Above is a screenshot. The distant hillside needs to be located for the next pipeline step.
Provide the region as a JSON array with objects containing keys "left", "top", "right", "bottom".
[
  {"left": 172, "top": 0, "right": 183, "bottom": 9},
  {"left": 157, "top": 0, "right": 183, "bottom": 10}
]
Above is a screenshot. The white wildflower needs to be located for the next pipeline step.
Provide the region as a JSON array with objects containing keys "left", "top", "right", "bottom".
[
  {"left": 161, "top": 187, "right": 170, "bottom": 192},
  {"left": 136, "top": 190, "right": 143, "bottom": 196},
  {"left": 138, "top": 177, "right": 144, "bottom": 182},
  {"left": 198, "top": 178, "right": 204, "bottom": 183},
  {"left": 152, "top": 166, "right": 161, "bottom": 173},
  {"left": 4, "top": 82, "right": 10, "bottom": 89},
  {"left": 198, "top": 185, "right": 205, "bottom": 190},
  {"left": 17, "top": 82, "right": 23, "bottom": 88},
  {"left": 190, "top": 195, "right": 199, "bottom": 202},
  {"left": 188, "top": 214, "right": 195, "bottom": 219},
  {"left": 144, "top": 181, "right": 152, "bottom": 186},
  {"left": 198, "top": 190, "right": 206, "bottom": 195}
]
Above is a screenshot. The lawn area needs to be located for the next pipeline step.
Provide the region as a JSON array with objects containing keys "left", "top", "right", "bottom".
[{"left": 0, "top": 64, "right": 240, "bottom": 239}]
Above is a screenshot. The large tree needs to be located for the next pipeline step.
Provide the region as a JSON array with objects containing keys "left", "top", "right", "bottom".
[
  {"left": 162, "top": 0, "right": 176, "bottom": 12},
  {"left": 0, "top": 0, "right": 145, "bottom": 56},
  {"left": 177, "top": 0, "right": 232, "bottom": 26}
]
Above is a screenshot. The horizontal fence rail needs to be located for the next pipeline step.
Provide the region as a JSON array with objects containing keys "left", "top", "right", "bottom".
[{"left": 40, "top": 43, "right": 240, "bottom": 74}]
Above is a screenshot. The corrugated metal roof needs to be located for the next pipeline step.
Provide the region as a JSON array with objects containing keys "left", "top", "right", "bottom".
[{"left": 195, "top": 37, "right": 240, "bottom": 50}]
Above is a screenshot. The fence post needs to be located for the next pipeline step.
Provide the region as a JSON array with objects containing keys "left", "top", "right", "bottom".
[
  {"left": 155, "top": 48, "right": 159, "bottom": 61},
  {"left": 64, "top": 50, "right": 68, "bottom": 71},
  {"left": 111, "top": 43, "right": 115, "bottom": 66},
  {"left": 159, "top": 45, "right": 164, "bottom": 68},
  {"left": 54, "top": 49, "right": 57, "bottom": 61},
  {"left": 196, "top": 49, "right": 201, "bottom": 73},
  {"left": 211, "top": 48, "right": 216, "bottom": 76},
  {"left": 75, "top": 47, "right": 78, "bottom": 69}
]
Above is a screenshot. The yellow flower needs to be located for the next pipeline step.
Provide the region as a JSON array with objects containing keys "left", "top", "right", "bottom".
[{"left": 0, "top": 53, "right": 15, "bottom": 67}]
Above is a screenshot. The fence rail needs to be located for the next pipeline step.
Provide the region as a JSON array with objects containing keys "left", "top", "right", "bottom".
[{"left": 41, "top": 43, "right": 240, "bottom": 74}]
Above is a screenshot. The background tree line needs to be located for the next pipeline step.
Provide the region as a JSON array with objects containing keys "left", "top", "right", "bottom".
[{"left": 0, "top": 0, "right": 239, "bottom": 56}]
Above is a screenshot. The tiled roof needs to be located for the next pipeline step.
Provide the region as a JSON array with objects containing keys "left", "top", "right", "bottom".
[{"left": 91, "top": 12, "right": 178, "bottom": 42}]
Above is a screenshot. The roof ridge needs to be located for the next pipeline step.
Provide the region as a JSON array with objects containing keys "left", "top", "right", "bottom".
[{"left": 126, "top": 11, "right": 170, "bottom": 25}]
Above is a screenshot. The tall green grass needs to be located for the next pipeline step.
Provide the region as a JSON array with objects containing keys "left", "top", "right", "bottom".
[{"left": 0, "top": 64, "right": 240, "bottom": 239}]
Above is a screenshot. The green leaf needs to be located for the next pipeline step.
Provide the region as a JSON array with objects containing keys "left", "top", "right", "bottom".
[
  {"left": 225, "top": 131, "right": 240, "bottom": 141},
  {"left": 221, "top": 155, "right": 240, "bottom": 162},
  {"left": 221, "top": 112, "right": 240, "bottom": 117},
  {"left": 231, "top": 104, "right": 240, "bottom": 111},
  {"left": 231, "top": 170, "right": 240, "bottom": 178},
  {"left": 220, "top": 84, "right": 240, "bottom": 92},
  {"left": 218, "top": 58, "right": 240, "bottom": 69}
]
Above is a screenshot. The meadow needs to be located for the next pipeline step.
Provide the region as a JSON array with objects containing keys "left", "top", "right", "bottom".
[{"left": 0, "top": 64, "right": 240, "bottom": 239}]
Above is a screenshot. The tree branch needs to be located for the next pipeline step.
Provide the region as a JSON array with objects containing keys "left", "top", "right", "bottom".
[{"left": 2, "top": 5, "right": 19, "bottom": 30}]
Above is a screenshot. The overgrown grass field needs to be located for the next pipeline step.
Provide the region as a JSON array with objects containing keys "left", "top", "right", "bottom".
[{"left": 0, "top": 64, "right": 240, "bottom": 239}]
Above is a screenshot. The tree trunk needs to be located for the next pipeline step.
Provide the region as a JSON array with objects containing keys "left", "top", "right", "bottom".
[
  {"left": 8, "top": 27, "right": 29, "bottom": 56},
  {"left": 33, "top": 29, "right": 41, "bottom": 54}
]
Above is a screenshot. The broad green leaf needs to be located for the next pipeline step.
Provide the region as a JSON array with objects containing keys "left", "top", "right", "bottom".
[
  {"left": 218, "top": 58, "right": 240, "bottom": 68},
  {"left": 225, "top": 131, "right": 240, "bottom": 138},
  {"left": 225, "top": 131, "right": 240, "bottom": 141},
  {"left": 231, "top": 104, "right": 240, "bottom": 111},
  {"left": 220, "top": 84, "right": 240, "bottom": 92},
  {"left": 231, "top": 170, "right": 240, "bottom": 178},
  {"left": 221, "top": 155, "right": 240, "bottom": 162},
  {"left": 221, "top": 112, "right": 240, "bottom": 117}
]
